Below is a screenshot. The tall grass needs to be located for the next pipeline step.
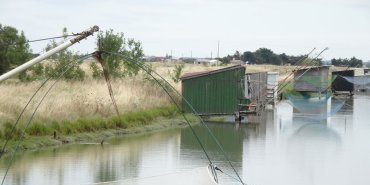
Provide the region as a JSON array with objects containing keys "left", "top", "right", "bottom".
[
  {"left": 0, "top": 61, "right": 228, "bottom": 125},
  {"left": 0, "top": 61, "right": 295, "bottom": 139},
  {"left": 0, "top": 106, "right": 178, "bottom": 139},
  {"left": 0, "top": 77, "right": 173, "bottom": 124}
]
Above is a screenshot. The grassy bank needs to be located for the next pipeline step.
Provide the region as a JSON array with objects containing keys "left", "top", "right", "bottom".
[
  {"left": 0, "top": 106, "right": 197, "bottom": 154},
  {"left": 0, "top": 62, "right": 302, "bottom": 154}
]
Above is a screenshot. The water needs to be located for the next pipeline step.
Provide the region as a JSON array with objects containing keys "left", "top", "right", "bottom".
[{"left": 1, "top": 95, "right": 370, "bottom": 185}]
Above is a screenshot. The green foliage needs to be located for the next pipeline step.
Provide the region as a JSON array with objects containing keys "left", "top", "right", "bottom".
[
  {"left": 0, "top": 24, "right": 32, "bottom": 75},
  {"left": 0, "top": 106, "right": 178, "bottom": 140},
  {"left": 254, "top": 48, "right": 282, "bottom": 65},
  {"left": 90, "top": 62, "right": 103, "bottom": 78},
  {"left": 43, "top": 39, "right": 85, "bottom": 81},
  {"left": 26, "top": 122, "right": 52, "bottom": 136},
  {"left": 1, "top": 122, "right": 21, "bottom": 140},
  {"left": 19, "top": 28, "right": 85, "bottom": 81},
  {"left": 241, "top": 51, "right": 256, "bottom": 64},
  {"left": 218, "top": 55, "right": 233, "bottom": 64},
  {"left": 233, "top": 50, "right": 241, "bottom": 60},
  {"left": 169, "top": 64, "right": 184, "bottom": 83},
  {"left": 227, "top": 48, "right": 320, "bottom": 66},
  {"left": 91, "top": 29, "right": 144, "bottom": 78},
  {"left": 331, "top": 57, "right": 363, "bottom": 67}
]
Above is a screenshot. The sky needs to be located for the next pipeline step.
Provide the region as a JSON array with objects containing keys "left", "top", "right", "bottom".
[{"left": 1, "top": 0, "right": 370, "bottom": 61}]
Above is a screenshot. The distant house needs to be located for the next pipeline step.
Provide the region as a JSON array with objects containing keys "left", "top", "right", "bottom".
[
  {"left": 194, "top": 59, "right": 221, "bottom": 65},
  {"left": 142, "top": 56, "right": 166, "bottom": 62},
  {"left": 229, "top": 59, "right": 244, "bottom": 65},
  {"left": 293, "top": 66, "right": 331, "bottom": 93},
  {"left": 332, "top": 70, "right": 355, "bottom": 94}
]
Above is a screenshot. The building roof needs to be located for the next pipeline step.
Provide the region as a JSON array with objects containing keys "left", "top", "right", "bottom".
[
  {"left": 181, "top": 65, "right": 245, "bottom": 80},
  {"left": 294, "top": 65, "right": 331, "bottom": 73}
]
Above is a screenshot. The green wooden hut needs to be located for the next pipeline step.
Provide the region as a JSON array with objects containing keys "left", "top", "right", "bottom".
[{"left": 180, "top": 65, "right": 245, "bottom": 115}]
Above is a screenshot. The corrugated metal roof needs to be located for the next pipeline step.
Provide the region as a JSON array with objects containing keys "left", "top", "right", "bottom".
[{"left": 181, "top": 65, "right": 244, "bottom": 80}]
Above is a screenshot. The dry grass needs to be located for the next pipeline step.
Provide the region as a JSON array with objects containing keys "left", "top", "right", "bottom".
[
  {"left": 0, "top": 61, "right": 225, "bottom": 125},
  {"left": 0, "top": 61, "right": 296, "bottom": 125},
  {"left": 0, "top": 78, "right": 171, "bottom": 124}
]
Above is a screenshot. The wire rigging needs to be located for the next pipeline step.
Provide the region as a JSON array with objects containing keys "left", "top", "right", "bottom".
[
  {"left": 26, "top": 34, "right": 82, "bottom": 43},
  {"left": 0, "top": 53, "right": 93, "bottom": 185},
  {"left": 102, "top": 51, "right": 246, "bottom": 185}
]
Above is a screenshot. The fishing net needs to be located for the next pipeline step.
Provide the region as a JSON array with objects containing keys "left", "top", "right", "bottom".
[
  {"left": 285, "top": 94, "right": 345, "bottom": 120},
  {"left": 341, "top": 76, "right": 370, "bottom": 86},
  {"left": 295, "top": 75, "right": 328, "bottom": 88}
]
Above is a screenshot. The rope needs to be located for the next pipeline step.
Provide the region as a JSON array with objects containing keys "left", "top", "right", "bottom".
[
  {"left": 100, "top": 51, "right": 214, "bottom": 165},
  {"left": 0, "top": 54, "right": 93, "bottom": 185},
  {"left": 0, "top": 54, "right": 91, "bottom": 159},
  {"left": 27, "top": 34, "right": 82, "bottom": 43},
  {"left": 216, "top": 167, "right": 246, "bottom": 185},
  {"left": 102, "top": 51, "right": 246, "bottom": 185},
  {"left": 260, "top": 47, "right": 328, "bottom": 108}
]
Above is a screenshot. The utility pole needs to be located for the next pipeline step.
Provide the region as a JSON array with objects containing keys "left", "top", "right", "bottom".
[
  {"left": 217, "top": 40, "right": 220, "bottom": 59},
  {"left": 211, "top": 52, "right": 213, "bottom": 59}
]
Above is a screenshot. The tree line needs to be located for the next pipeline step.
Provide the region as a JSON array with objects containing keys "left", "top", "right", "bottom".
[{"left": 218, "top": 48, "right": 364, "bottom": 67}]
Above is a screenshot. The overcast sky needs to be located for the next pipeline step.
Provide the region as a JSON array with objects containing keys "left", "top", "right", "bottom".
[{"left": 1, "top": 0, "right": 370, "bottom": 60}]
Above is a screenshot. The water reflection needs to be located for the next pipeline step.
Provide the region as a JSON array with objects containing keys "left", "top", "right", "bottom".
[{"left": 1, "top": 96, "right": 370, "bottom": 185}]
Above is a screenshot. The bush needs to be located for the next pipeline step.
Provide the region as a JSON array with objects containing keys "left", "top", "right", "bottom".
[{"left": 169, "top": 64, "right": 184, "bottom": 83}]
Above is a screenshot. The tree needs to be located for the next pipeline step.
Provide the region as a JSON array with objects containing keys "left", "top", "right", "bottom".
[
  {"left": 331, "top": 57, "right": 362, "bottom": 67},
  {"left": 254, "top": 48, "right": 282, "bottom": 65},
  {"left": 218, "top": 55, "right": 233, "bottom": 64},
  {"left": 20, "top": 27, "right": 85, "bottom": 81},
  {"left": 169, "top": 64, "right": 184, "bottom": 83},
  {"left": 233, "top": 50, "right": 241, "bottom": 60},
  {"left": 241, "top": 51, "right": 256, "bottom": 64},
  {"left": 0, "top": 24, "right": 31, "bottom": 75},
  {"left": 348, "top": 57, "right": 363, "bottom": 67},
  {"left": 279, "top": 53, "right": 289, "bottom": 65},
  {"left": 92, "top": 29, "right": 144, "bottom": 78}
]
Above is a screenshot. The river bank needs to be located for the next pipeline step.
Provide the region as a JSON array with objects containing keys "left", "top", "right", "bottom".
[{"left": 0, "top": 106, "right": 196, "bottom": 155}]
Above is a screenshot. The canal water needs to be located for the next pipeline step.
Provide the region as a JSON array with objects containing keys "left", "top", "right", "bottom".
[{"left": 1, "top": 95, "right": 370, "bottom": 185}]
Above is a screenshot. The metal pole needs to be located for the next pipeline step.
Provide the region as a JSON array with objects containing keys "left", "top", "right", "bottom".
[
  {"left": 217, "top": 40, "right": 219, "bottom": 58},
  {"left": 0, "top": 25, "right": 99, "bottom": 82}
]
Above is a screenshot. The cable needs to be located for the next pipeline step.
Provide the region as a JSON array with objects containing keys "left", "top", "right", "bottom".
[
  {"left": 27, "top": 34, "right": 82, "bottom": 43},
  {"left": 102, "top": 51, "right": 246, "bottom": 185},
  {"left": 0, "top": 55, "right": 90, "bottom": 159},
  {"left": 260, "top": 48, "right": 329, "bottom": 108},
  {"left": 0, "top": 54, "right": 92, "bottom": 185},
  {"left": 101, "top": 52, "right": 213, "bottom": 164}
]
